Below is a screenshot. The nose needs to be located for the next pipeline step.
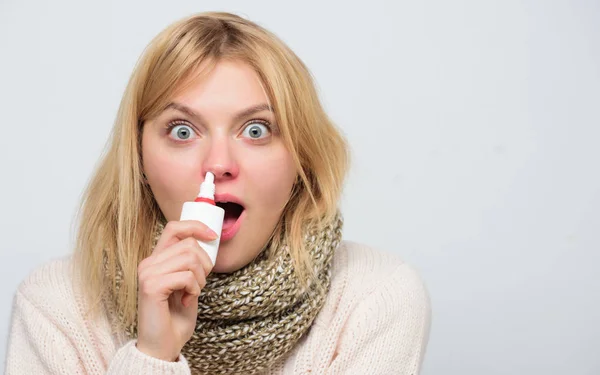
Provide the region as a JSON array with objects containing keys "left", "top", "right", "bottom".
[{"left": 201, "top": 136, "right": 239, "bottom": 181}]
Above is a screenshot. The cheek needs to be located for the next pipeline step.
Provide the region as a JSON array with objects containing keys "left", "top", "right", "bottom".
[
  {"left": 142, "top": 132, "right": 203, "bottom": 210},
  {"left": 244, "top": 147, "right": 296, "bottom": 211}
]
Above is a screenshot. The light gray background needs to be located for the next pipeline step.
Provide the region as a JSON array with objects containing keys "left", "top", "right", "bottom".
[{"left": 1, "top": 1, "right": 599, "bottom": 374}]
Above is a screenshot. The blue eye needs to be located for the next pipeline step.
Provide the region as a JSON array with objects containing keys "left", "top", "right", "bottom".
[
  {"left": 242, "top": 122, "right": 270, "bottom": 139},
  {"left": 169, "top": 124, "right": 195, "bottom": 140}
]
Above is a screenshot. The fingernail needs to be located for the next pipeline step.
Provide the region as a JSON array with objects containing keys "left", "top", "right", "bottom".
[{"left": 207, "top": 228, "right": 218, "bottom": 240}]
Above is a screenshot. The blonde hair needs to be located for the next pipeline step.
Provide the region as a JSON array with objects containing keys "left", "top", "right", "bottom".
[{"left": 74, "top": 12, "right": 349, "bottom": 326}]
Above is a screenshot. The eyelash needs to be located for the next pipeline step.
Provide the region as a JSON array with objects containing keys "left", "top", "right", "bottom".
[
  {"left": 165, "top": 119, "right": 273, "bottom": 136},
  {"left": 165, "top": 120, "right": 191, "bottom": 133}
]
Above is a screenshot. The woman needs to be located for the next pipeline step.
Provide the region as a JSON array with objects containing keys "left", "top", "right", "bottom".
[{"left": 5, "top": 12, "right": 431, "bottom": 375}]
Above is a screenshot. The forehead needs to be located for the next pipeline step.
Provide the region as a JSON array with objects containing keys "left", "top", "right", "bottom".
[{"left": 172, "top": 60, "right": 270, "bottom": 111}]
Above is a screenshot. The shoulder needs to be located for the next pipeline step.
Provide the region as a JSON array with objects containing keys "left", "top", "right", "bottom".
[
  {"left": 331, "top": 240, "right": 429, "bottom": 301},
  {"left": 9, "top": 256, "right": 119, "bottom": 356},
  {"left": 318, "top": 241, "right": 431, "bottom": 372},
  {"left": 7, "top": 260, "right": 134, "bottom": 373},
  {"left": 16, "top": 256, "right": 76, "bottom": 306},
  {"left": 12, "top": 256, "right": 91, "bottom": 329},
  {"left": 318, "top": 240, "right": 431, "bottom": 334}
]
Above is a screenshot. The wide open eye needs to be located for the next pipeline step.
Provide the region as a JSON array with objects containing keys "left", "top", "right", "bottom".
[{"left": 241, "top": 122, "right": 270, "bottom": 139}]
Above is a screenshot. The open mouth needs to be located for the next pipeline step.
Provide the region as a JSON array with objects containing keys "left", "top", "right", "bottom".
[{"left": 216, "top": 202, "right": 245, "bottom": 232}]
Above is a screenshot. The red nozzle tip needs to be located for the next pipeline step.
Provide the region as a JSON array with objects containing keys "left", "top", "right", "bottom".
[{"left": 194, "top": 197, "right": 215, "bottom": 205}]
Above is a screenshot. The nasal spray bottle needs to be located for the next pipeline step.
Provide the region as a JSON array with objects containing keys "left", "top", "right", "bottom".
[{"left": 179, "top": 172, "right": 225, "bottom": 265}]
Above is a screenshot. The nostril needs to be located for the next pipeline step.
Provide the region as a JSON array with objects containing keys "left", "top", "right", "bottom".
[{"left": 206, "top": 170, "right": 234, "bottom": 179}]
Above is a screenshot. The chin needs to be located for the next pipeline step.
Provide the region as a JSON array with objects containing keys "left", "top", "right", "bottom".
[
  {"left": 211, "top": 239, "right": 254, "bottom": 274},
  {"left": 212, "top": 256, "right": 244, "bottom": 274}
]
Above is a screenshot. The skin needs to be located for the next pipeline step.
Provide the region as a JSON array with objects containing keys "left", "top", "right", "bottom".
[{"left": 135, "top": 60, "right": 297, "bottom": 361}]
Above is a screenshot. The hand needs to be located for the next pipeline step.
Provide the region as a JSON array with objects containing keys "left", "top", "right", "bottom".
[{"left": 135, "top": 220, "right": 217, "bottom": 361}]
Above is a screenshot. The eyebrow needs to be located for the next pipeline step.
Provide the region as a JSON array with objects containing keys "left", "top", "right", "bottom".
[{"left": 164, "top": 102, "right": 274, "bottom": 124}]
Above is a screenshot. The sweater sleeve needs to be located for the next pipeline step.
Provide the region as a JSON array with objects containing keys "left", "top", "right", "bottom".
[
  {"left": 4, "top": 263, "right": 191, "bottom": 375},
  {"left": 326, "top": 263, "right": 432, "bottom": 375},
  {"left": 106, "top": 340, "right": 191, "bottom": 374}
]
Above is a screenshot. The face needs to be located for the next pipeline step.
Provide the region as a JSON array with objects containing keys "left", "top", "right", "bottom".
[{"left": 141, "top": 60, "right": 297, "bottom": 273}]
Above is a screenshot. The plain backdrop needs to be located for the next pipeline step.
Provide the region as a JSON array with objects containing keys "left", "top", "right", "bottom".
[{"left": 1, "top": 1, "right": 599, "bottom": 374}]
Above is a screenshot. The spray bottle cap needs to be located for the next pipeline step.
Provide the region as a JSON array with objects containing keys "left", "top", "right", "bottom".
[{"left": 195, "top": 172, "right": 216, "bottom": 204}]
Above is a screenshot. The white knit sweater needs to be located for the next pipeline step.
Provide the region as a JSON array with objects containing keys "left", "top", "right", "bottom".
[{"left": 5, "top": 241, "right": 431, "bottom": 374}]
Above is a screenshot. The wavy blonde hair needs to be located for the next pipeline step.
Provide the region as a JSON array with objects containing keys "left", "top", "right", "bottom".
[{"left": 73, "top": 12, "right": 349, "bottom": 326}]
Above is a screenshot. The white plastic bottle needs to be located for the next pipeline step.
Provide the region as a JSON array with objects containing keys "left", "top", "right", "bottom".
[{"left": 179, "top": 172, "right": 225, "bottom": 265}]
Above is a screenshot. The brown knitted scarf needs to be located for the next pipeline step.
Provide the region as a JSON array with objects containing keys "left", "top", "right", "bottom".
[{"left": 107, "top": 213, "right": 343, "bottom": 374}]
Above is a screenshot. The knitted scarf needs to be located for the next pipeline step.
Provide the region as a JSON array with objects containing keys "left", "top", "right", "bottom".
[{"left": 106, "top": 213, "right": 343, "bottom": 374}]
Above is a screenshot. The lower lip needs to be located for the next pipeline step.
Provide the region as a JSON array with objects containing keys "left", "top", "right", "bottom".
[{"left": 220, "top": 210, "right": 245, "bottom": 242}]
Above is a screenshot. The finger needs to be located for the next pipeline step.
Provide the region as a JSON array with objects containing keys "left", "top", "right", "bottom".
[
  {"left": 154, "top": 220, "right": 218, "bottom": 253},
  {"left": 181, "top": 292, "right": 199, "bottom": 308},
  {"left": 154, "top": 237, "right": 214, "bottom": 276},
  {"left": 141, "top": 244, "right": 208, "bottom": 289},
  {"left": 139, "top": 270, "right": 200, "bottom": 303}
]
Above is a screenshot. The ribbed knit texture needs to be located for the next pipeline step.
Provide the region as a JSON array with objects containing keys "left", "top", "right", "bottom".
[{"left": 5, "top": 241, "right": 431, "bottom": 374}]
